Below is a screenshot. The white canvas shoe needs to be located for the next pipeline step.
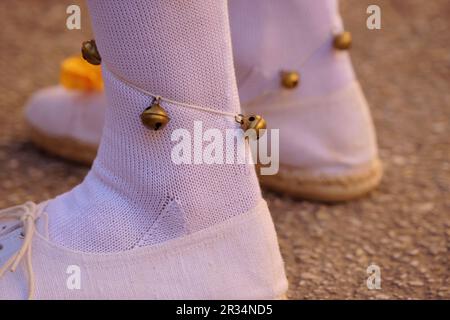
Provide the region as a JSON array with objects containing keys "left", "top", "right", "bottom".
[
  {"left": 242, "top": 81, "right": 382, "bottom": 201},
  {"left": 0, "top": 201, "right": 287, "bottom": 299},
  {"left": 25, "top": 85, "right": 106, "bottom": 165},
  {"left": 24, "top": 56, "right": 106, "bottom": 165}
]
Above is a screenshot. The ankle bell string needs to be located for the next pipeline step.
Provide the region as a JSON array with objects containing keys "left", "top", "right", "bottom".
[
  {"left": 104, "top": 64, "right": 239, "bottom": 120},
  {"left": 239, "top": 28, "right": 350, "bottom": 104},
  {"left": 101, "top": 63, "right": 266, "bottom": 138}
]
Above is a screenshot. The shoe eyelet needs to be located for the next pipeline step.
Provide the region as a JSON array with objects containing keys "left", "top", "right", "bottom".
[
  {"left": 19, "top": 231, "right": 25, "bottom": 239},
  {"left": 0, "top": 244, "right": 3, "bottom": 250}
]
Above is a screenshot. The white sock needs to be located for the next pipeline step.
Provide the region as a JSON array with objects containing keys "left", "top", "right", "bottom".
[
  {"left": 45, "top": 0, "right": 262, "bottom": 253},
  {"left": 229, "top": 0, "right": 356, "bottom": 103}
]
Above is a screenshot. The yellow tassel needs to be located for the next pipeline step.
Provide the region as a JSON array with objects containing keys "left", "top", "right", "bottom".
[{"left": 60, "top": 55, "right": 104, "bottom": 91}]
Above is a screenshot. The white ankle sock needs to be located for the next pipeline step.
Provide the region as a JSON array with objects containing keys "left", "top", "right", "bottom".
[
  {"left": 45, "top": 0, "right": 261, "bottom": 253},
  {"left": 229, "top": 0, "right": 356, "bottom": 103}
]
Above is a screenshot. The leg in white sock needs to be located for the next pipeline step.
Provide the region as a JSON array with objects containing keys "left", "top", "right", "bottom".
[
  {"left": 230, "top": 0, "right": 381, "bottom": 201},
  {"left": 230, "top": 0, "right": 355, "bottom": 101},
  {"left": 45, "top": 0, "right": 262, "bottom": 252}
]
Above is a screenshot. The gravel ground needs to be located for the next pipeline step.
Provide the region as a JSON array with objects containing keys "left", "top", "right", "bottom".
[{"left": 0, "top": 0, "right": 448, "bottom": 299}]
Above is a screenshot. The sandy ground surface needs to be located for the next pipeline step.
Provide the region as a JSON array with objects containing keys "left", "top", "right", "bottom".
[{"left": 0, "top": 0, "right": 448, "bottom": 299}]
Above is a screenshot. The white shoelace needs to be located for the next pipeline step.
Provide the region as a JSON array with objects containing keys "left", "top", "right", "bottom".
[{"left": 0, "top": 201, "right": 41, "bottom": 300}]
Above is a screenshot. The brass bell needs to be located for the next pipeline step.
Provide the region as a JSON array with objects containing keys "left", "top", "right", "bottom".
[
  {"left": 140, "top": 99, "right": 170, "bottom": 131},
  {"left": 81, "top": 39, "right": 102, "bottom": 65},
  {"left": 333, "top": 31, "right": 352, "bottom": 50},
  {"left": 281, "top": 71, "right": 300, "bottom": 89},
  {"left": 239, "top": 114, "right": 267, "bottom": 140}
]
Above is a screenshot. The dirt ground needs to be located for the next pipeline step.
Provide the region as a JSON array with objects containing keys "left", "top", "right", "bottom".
[{"left": 0, "top": 0, "right": 448, "bottom": 299}]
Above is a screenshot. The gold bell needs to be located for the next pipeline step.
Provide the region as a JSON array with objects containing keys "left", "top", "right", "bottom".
[
  {"left": 239, "top": 114, "right": 267, "bottom": 140},
  {"left": 333, "top": 31, "right": 352, "bottom": 50},
  {"left": 281, "top": 71, "right": 300, "bottom": 89},
  {"left": 140, "top": 98, "right": 170, "bottom": 131},
  {"left": 81, "top": 39, "right": 102, "bottom": 65}
]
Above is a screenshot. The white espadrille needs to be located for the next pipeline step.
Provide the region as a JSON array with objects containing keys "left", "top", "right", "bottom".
[
  {"left": 0, "top": 201, "right": 287, "bottom": 299},
  {"left": 24, "top": 85, "right": 106, "bottom": 165},
  {"left": 246, "top": 81, "right": 382, "bottom": 202}
]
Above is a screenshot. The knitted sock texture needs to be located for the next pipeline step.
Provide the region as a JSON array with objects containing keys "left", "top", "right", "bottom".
[
  {"left": 229, "top": 0, "right": 356, "bottom": 103},
  {"left": 45, "top": 0, "right": 261, "bottom": 253}
]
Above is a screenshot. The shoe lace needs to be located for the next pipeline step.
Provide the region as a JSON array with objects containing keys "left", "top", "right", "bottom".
[{"left": 0, "top": 201, "right": 40, "bottom": 300}]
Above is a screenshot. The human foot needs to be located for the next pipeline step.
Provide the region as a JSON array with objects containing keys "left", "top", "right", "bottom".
[{"left": 229, "top": 0, "right": 382, "bottom": 201}]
